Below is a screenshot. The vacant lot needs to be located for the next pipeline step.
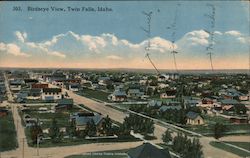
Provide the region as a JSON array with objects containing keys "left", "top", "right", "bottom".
[
  {"left": 77, "top": 88, "right": 110, "bottom": 102},
  {"left": 0, "top": 112, "right": 18, "bottom": 151}
]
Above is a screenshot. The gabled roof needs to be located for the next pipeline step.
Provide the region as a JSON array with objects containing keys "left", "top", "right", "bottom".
[
  {"left": 74, "top": 113, "right": 103, "bottom": 126},
  {"left": 220, "top": 99, "right": 240, "bottom": 105},
  {"left": 113, "top": 90, "right": 127, "bottom": 96},
  {"left": 42, "top": 88, "right": 61, "bottom": 93},
  {"left": 186, "top": 111, "right": 201, "bottom": 120},
  {"left": 159, "top": 105, "right": 181, "bottom": 111},
  {"left": 127, "top": 143, "right": 171, "bottom": 158}
]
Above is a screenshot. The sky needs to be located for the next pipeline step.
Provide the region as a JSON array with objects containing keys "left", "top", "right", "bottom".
[{"left": 0, "top": 1, "right": 249, "bottom": 70}]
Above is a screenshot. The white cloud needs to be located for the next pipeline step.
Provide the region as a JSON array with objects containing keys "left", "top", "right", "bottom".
[
  {"left": 182, "top": 30, "right": 209, "bottom": 46},
  {"left": 106, "top": 55, "right": 122, "bottom": 60},
  {"left": 15, "top": 31, "right": 27, "bottom": 43},
  {"left": 225, "top": 30, "right": 242, "bottom": 37},
  {"left": 48, "top": 51, "right": 66, "bottom": 58},
  {"left": 0, "top": 43, "right": 30, "bottom": 57}
]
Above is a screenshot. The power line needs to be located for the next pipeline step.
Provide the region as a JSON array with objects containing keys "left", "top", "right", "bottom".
[
  {"left": 141, "top": 11, "right": 160, "bottom": 75},
  {"left": 167, "top": 3, "right": 181, "bottom": 73},
  {"left": 205, "top": 3, "right": 216, "bottom": 72}
]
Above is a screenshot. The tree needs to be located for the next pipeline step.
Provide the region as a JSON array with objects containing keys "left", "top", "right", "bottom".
[
  {"left": 49, "top": 118, "right": 63, "bottom": 143},
  {"left": 162, "top": 129, "right": 172, "bottom": 143},
  {"left": 66, "top": 121, "right": 77, "bottom": 139},
  {"left": 214, "top": 123, "right": 226, "bottom": 140},
  {"left": 86, "top": 119, "right": 97, "bottom": 137},
  {"left": 102, "top": 115, "right": 113, "bottom": 136},
  {"left": 123, "top": 114, "right": 154, "bottom": 135},
  {"left": 30, "top": 123, "right": 43, "bottom": 144},
  {"left": 173, "top": 133, "right": 203, "bottom": 158}
]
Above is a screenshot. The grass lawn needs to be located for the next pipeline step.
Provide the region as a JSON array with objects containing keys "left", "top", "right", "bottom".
[
  {"left": 25, "top": 132, "right": 140, "bottom": 148},
  {"left": 77, "top": 88, "right": 110, "bottom": 102},
  {"left": 184, "top": 115, "right": 250, "bottom": 136},
  {"left": 210, "top": 141, "right": 250, "bottom": 157},
  {"left": 0, "top": 112, "right": 18, "bottom": 151},
  {"left": 224, "top": 141, "right": 250, "bottom": 151},
  {"left": 65, "top": 150, "right": 128, "bottom": 158}
]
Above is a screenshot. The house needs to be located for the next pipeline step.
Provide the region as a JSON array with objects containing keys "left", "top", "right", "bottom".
[
  {"left": 41, "top": 88, "right": 62, "bottom": 101},
  {"left": 9, "top": 79, "right": 23, "bottom": 92},
  {"left": 160, "top": 89, "right": 176, "bottom": 99},
  {"left": 127, "top": 89, "right": 144, "bottom": 99},
  {"left": 108, "top": 90, "right": 127, "bottom": 102},
  {"left": 229, "top": 117, "right": 248, "bottom": 124},
  {"left": 0, "top": 108, "right": 8, "bottom": 117},
  {"left": 186, "top": 111, "right": 204, "bottom": 125},
  {"left": 55, "top": 98, "right": 74, "bottom": 111},
  {"left": 31, "top": 83, "right": 48, "bottom": 89},
  {"left": 68, "top": 83, "right": 80, "bottom": 92},
  {"left": 24, "top": 79, "right": 38, "bottom": 87},
  {"left": 127, "top": 142, "right": 171, "bottom": 158},
  {"left": 70, "top": 112, "right": 104, "bottom": 133},
  {"left": 29, "top": 88, "right": 42, "bottom": 97},
  {"left": 184, "top": 97, "right": 200, "bottom": 108},
  {"left": 159, "top": 105, "right": 182, "bottom": 112},
  {"left": 148, "top": 100, "right": 162, "bottom": 107}
]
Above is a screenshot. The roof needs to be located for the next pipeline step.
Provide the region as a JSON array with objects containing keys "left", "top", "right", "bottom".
[
  {"left": 148, "top": 100, "right": 162, "bottom": 107},
  {"left": 113, "top": 90, "right": 127, "bottom": 96},
  {"left": 159, "top": 105, "right": 181, "bottom": 111},
  {"left": 57, "top": 99, "right": 73, "bottom": 105},
  {"left": 73, "top": 113, "right": 103, "bottom": 126},
  {"left": 186, "top": 111, "right": 201, "bottom": 120},
  {"left": 127, "top": 143, "right": 171, "bottom": 158},
  {"left": 128, "top": 89, "right": 141, "bottom": 94},
  {"left": 42, "top": 88, "right": 62, "bottom": 93},
  {"left": 220, "top": 99, "right": 240, "bottom": 105}
]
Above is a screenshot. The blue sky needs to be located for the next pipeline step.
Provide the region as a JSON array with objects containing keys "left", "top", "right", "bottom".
[{"left": 0, "top": 1, "right": 249, "bottom": 69}]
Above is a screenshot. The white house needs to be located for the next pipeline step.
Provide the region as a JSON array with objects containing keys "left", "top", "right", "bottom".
[{"left": 41, "top": 88, "right": 62, "bottom": 101}]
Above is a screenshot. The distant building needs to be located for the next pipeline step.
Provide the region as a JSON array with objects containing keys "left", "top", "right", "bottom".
[
  {"left": 31, "top": 83, "right": 48, "bottom": 89},
  {"left": 127, "top": 89, "right": 144, "bottom": 99},
  {"left": 70, "top": 112, "right": 104, "bottom": 133},
  {"left": 0, "top": 108, "right": 8, "bottom": 117},
  {"left": 127, "top": 142, "right": 171, "bottom": 158},
  {"left": 41, "top": 88, "right": 62, "bottom": 101},
  {"left": 160, "top": 89, "right": 176, "bottom": 99},
  {"left": 186, "top": 111, "right": 204, "bottom": 125},
  {"left": 109, "top": 90, "right": 127, "bottom": 102},
  {"left": 55, "top": 98, "right": 74, "bottom": 111}
]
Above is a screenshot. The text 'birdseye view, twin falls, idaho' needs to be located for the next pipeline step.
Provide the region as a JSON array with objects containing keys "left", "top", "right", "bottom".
[{"left": 0, "top": 1, "right": 249, "bottom": 158}]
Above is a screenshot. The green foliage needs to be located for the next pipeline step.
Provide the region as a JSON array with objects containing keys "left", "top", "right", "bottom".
[
  {"left": 66, "top": 121, "right": 77, "bottom": 139},
  {"left": 123, "top": 114, "right": 154, "bottom": 135},
  {"left": 49, "top": 118, "right": 63, "bottom": 143},
  {"left": 214, "top": 123, "right": 226, "bottom": 140},
  {"left": 101, "top": 115, "right": 113, "bottom": 136},
  {"left": 0, "top": 113, "right": 18, "bottom": 151},
  {"left": 85, "top": 119, "right": 97, "bottom": 137},
  {"left": 30, "top": 123, "right": 43, "bottom": 144},
  {"left": 173, "top": 133, "right": 203, "bottom": 158},
  {"left": 162, "top": 129, "right": 172, "bottom": 143}
]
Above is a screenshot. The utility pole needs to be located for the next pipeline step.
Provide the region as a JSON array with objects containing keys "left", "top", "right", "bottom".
[
  {"left": 22, "top": 138, "right": 25, "bottom": 158},
  {"left": 37, "top": 135, "right": 40, "bottom": 156}
]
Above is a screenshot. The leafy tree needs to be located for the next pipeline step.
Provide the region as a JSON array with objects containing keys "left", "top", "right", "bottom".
[
  {"left": 101, "top": 115, "right": 113, "bottom": 136},
  {"left": 66, "top": 121, "right": 77, "bottom": 139},
  {"left": 49, "top": 118, "right": 63, "bottom": 143},
  {"left": 214, "top": 123, "right": 226, "bottom": 140},
  {"left": 162, "top": 129, "right": 172, "bottom": 143},
  {"left": 123, "top": 114, "right": 154, "bottom": 135},
  {"left": 30, "top": 123, "right": 43, "bottom": 144},
  {"left": 86, "top": 119, "right": 97, "bottom": 137},
  {"left": 173, "top": 133, "right": 203, "bottom": 158}
]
